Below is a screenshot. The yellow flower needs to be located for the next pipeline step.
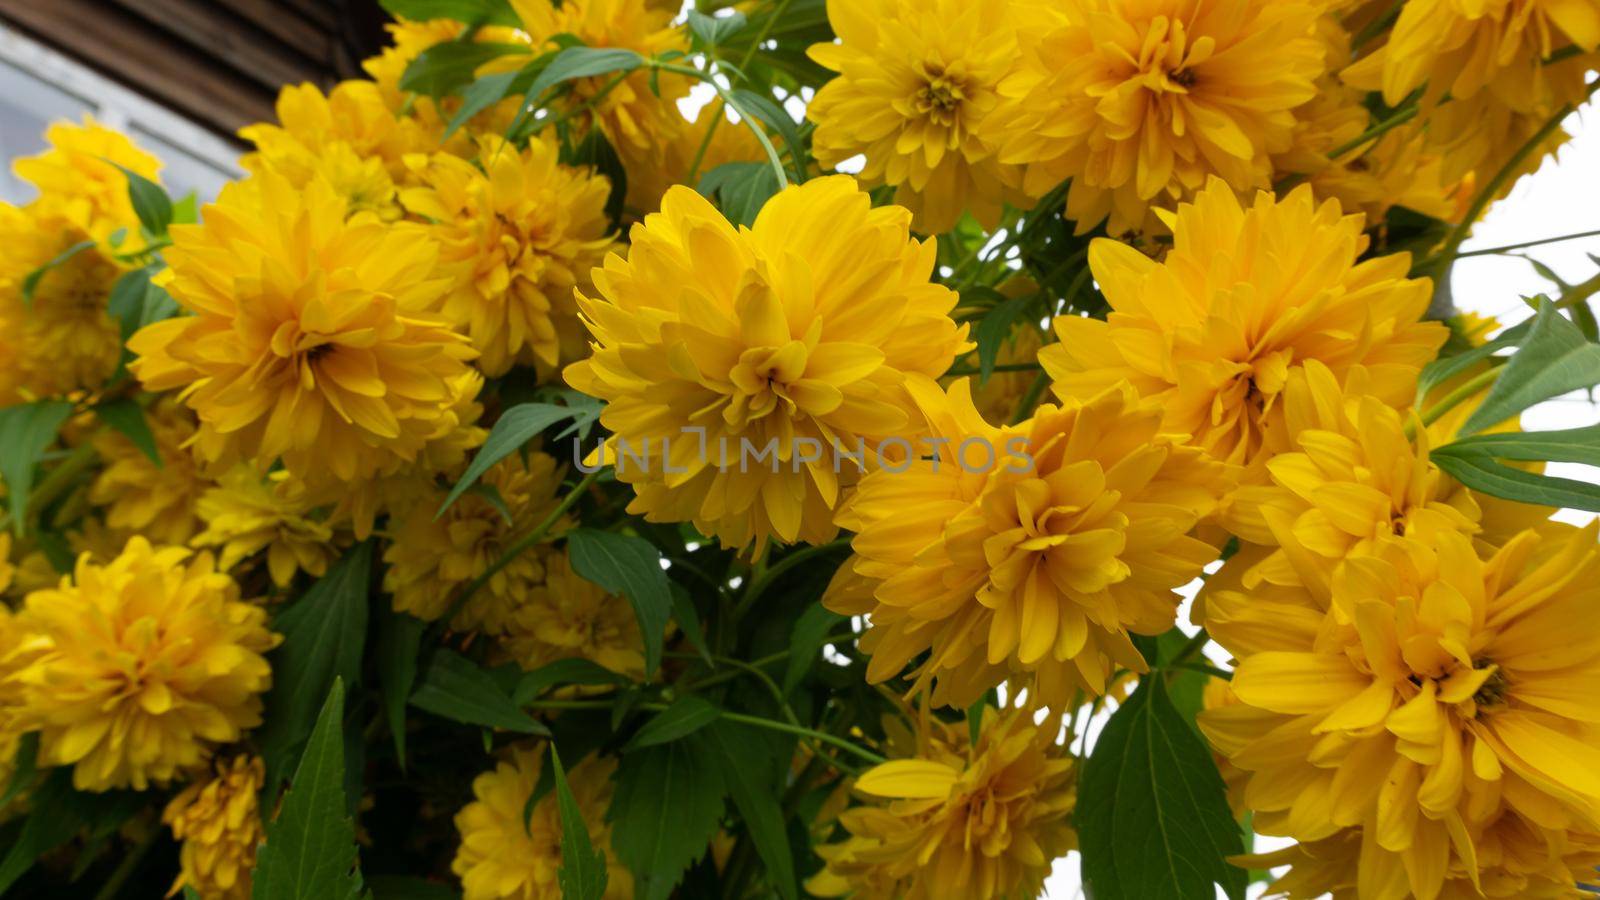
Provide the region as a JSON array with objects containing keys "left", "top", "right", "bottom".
[
  {"left": 1199, "top": 521, "right": 1600, "bottom": 898},
  {"left": 89, "top": 398, "right": 207, "bottom": 545},
  {"left": 806, "top": 0, "right": 1028, "bottom": 232},
  {"left": 453, "top": 745, "right": 633, "bottom": 900},
  {"left": 10, "top": 116, "right": 162, "bottom": 250},
  {"left": 163, "top": 755, "right": 266, "bottom": 900},
  {"left": 127, "top": 173, "right": 475, "bottom": 485},
  {"left": 499, "top": 549, "right": 645, "bottom": 679},
  {"left": 0, "top": 205, "right": 123, "bottom": 400},
  {"left": 383, "top": 449, "right": 570, "bottom": 630},
  {"left": 565, "top": 176, "right": 970, "bottom": 555},
  {"left": 400, "top": 135, "right": 616, "bottom": 377},
  {"left": 808, "top": 705, "right": 1075, "bottom": 900},
  {"left": 0, "top": 601, "right": 41, "bottom": 809},
  {"left": 832, "top": 376, "right": 1233, "bottom": 707},
  {"left": 239, "top": 81, "right": 443, "bottom": 221},
  {"left": 990, "top": 0, "right": 1325, "bottom": 234},
  {"left": 14, "top": 537, "right": 278, "bottom": 791},
  {"left": 1041, "top": 179, "right": 1445, "bottom": 475},
  {"left": 505, "top": 0, "right": 692, "bottom": 158},
  {"left": 192, "top": 468, "right": 342, "bottom": 589},
  {"left": 624, "top": 104, "right": 770, "bottom": 217}
]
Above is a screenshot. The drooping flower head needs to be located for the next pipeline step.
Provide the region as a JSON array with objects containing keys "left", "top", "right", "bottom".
[
  {"left": 565, "top": 175, "right": 971, "bottom": 555},
  {"left": 832, "top": 376, "right": 1233, "bottom": 708},
  {"left": 127, "top": 173, "right": 475, "bottom": 486},
  {"left": 452, "top": 745, "right": 632, "bottom": 900},
  {"left": 990, "top": 0, "right": 1325, "bottom": 234},
  {"left": 163, "top": 755, "right": 267, "bottom": 900},
  {"left": 807, "top": 0, "right": 1029, "bottom": 231},
  {"left": 1041, "top": 178, "right": 1446, "bottom": 476},
  {"left": 1200, "top": 521, "right": 1600, "bottom": 898},
  {"left": 400, "top": 135, "right": 617, "bottom": 377},
  {"left": 808, "top": 705, "right": 1076, "bottom": 900},
  {"left": 383, "top": 449, "right": 571, "bottom": 631},
  {"left": 14, "top": 537, "right": 278, "bottom": 791},
  {"left": 499, "top": 548, "right": 645, "bottom": 679}
]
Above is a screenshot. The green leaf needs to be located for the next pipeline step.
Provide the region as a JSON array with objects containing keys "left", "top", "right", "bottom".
[
  {"left": 728, "top": 88, "right": 805, "bottom": 179},
  {"left": 114, "top": 164, "right": 173, "bottom": 237},
  {"left": 0, "top": 400, "right": 75, "bottom": 534},
  {"left": 625, "top": 696, "right": 721, "bottom": 750},
  {"left": 172, "top": 192, "right": 200, "bottom": 226},
  {"left": 697, "top": 161, "right": 779, "bottom": 227},
  {"left": 973, "top": 293, "right": 1032, "bottom": 386},
  {"left": 513, "top": 657, "right": 628, "bottom": 705},
  {"left": 567, "top": 529, "right": 672, "bottom": 676},
  {"left": 106, "top": 266, "right": 154, "bottom": 341},
  {"left": 253, "top": 679, "right": 365, "bottom": 900},
  {"left": 375, "top": 610, "right": 427, "bottom": 768},
  {"left": 522, "top": 46, "right": 643, "bottom": 111},
  {"left": 551, "top": 746, "right": 609, "bottom": 900},
  {"left": 367, "top": 875, "right": 461, "bottom": 900},
  {"left": 1414, "top": 319, "right": 1531, "bottom": 407},
  {"left": 445, "top": 59, "right": 546, "bottom": 137},
  {"left": 94, "top": 398, "right": 161, "bottom": 465},
  {"left": 1432, "top": 450, "right": 1600, "bottom": 511},
  {"left": 695, "top": 722, "right": 797, "bottom": 900},
  {"left": 1078, "top": 677, "right": 1246, "bottom": 900},
  {"left": 668, "top": 582, "right": 714, "bottom": 667},
  {"left": 440, "top": 402, "right": 581, "bottom": 514},
  {"left": 783, "top": 603, "right": 844, "bottom": 696},
  {"left": 1460, "top": 298, "right": 1600, "bottom": 435},
  {"left": 966, "top": 697, "right": 986, "bottom": 747},
  {"left": 687, "top": 9, "right": 747, "bottom": 48},
  {"left": 1434, "top": 425, "right": 1600, "bottom": 466},
  {"left": 378, "top": 0, "right": 519, "bottom": 26},
  {"left": 258, "top": 542, "right": 373, "bottom": 792},
  {"left": 608, "top": 740, "right": 727, "bottom": 900},
  {"left": 400, "top": 40, "right": 528, "bottom": 98},
  {"left": 410, "top": 649, "right": 550, "bottom": 734},
  {"left": 0, "top": 732, "right": 37, "bottom": 810},
  {"left": 20, "top": 240, "right": 94, "bottom": 304},
  {"left": 0, "top": 771, "right": 139, "bottom": 893}
]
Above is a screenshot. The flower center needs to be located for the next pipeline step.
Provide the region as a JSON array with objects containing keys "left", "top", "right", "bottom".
[
  {"left": 913, "top": 69, "right": 966, "bottom": 127},
  {"left": 1471, "top": 658, "right": 1509, "bottom": 710},
  {"left": 1168, "top": 67, "right": 1196, "bottom": 88}
]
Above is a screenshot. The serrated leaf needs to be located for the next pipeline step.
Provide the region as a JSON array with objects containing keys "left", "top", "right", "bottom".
[
  {"left": 608, "top": 740, "right": 727, "bottom": 900},
  {"left": 567, "top": 529, "right": 672, "bottom": 676},
  {"left": 625, "top": 696, "right": 721, "bottom": 750},
  {"left": 1460, "top": 298, "right": 1600, "bottom": 435},
  {"left": 513, "top": 657, "right": 628, "bottom": 705},
  {"left": 20, "top": 240, "right": 94, "bottom": 304},
  {"left": 697, "top": 161, "right": 780, "bottom": 227},
  {"left": 0, "top": 399, "right": 75, "bottom": 534},
  {"left": 1078, "top": 677, "right": 1246, "bottom": 900},
  {"left": 375, "top": 610, "right": 427, "bottom": 768},
  {"left": 1432, "top": 450, "right": 1600, "bottom": 511},
  {"left": 113, "top": 164, "right": 172, "bottom": 237},
  {"left": 258, "top": 542, "right": 373, "bottom": 793},
  {"left": 440, "top": 402, "right": 580, "bottom": 514},
  {"left": 253, "top": 679, "right": 364, "bottom": 900},
  {"left": 400, "top": 40, "right": 527, "bottom": 98},
  {"left": 410, "top": 649, "right": 549, "bottom": 734},
  {"left": 687, "top": 9, "right": 747, "bottom": 47},
  {"left": 94, "top": 398, "right": 161, "bottom": 465},
  {"left": 695, "top": 722, "right": 797, "bottom": 900},
  {"left": 783, "top": 603, "right": 844, "bottom": 696},
  {"left": 552, "top": 747, "right": 609, "bottom": 900},
  {"left": 379, "top": 0, "right": 519, "bottom": 26}
]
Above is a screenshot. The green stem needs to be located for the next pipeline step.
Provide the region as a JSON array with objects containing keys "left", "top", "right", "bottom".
[
  {"left": 24, "top": 438, "right": 99, "bottom": 531},
  {"left": 1350, "top": 0, "right": 1405, "bottom": 51},
  {"left": 1452, "top": 227, "right": 1600, "bottom": 259},
  {"left": 1418, "top": 363, "right": 1503, "bottom": 428},
  {"left": 736, "top": 538, "right": 849, "bottom": 616},
  {"left": 1327, "top": 103, "right": 1419, "bottom": 162},
  {"left": 653, "top": 61, "right": 789, "bottom": 190},
  {"left": 944, "top": 361, "right": 1043, "bottom": 377},
  {"left": 1171, "top": 661, "right": 1233, "bottom": 681},
  {"left": 684, "top": 99, "right": 726, "bottom": 186},
  {"left": 1009, "top": 369, "right": 1051, "bottom": 426},
  {"left": 1167, "top": 628, "right": 1211, "bottom": 669}
]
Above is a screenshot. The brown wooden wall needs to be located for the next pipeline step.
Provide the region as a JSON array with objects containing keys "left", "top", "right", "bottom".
[{"left": 0, "top": 0, "right": 390, "bottom": 140}]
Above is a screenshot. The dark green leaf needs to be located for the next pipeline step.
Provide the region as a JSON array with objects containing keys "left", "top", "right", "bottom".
[
  {"left": 513, "top": 657, "right": 628, "bottom": 705},
  {"left": 0, "top": 400, "right": 75, "bottom": 534},
  {"left": 669, "top": 582, "right": 713, "bottom": 667},
  {"left": 379, "top": 0, "right": 519, "bottom": 27},
  {"left": 1078, "top": 677, "right": 1246, "bottom": 900},
  {"left": 0, "top": 772, "right": 137, "bottom": 893},
  {"left": 106, "top": 266, "right": 154, "bottom": 341},
  {"left": 967, "top": 697, "right": 985, "bottom": 747},
  {"left": 552, "top": 746, "right": 609, "bottom": 900},
  {"left": 253, "top": 679, "right": 365, "bottom": 900},
  {"left": 687, "top": 9, "right": 748, "bottom": 48},
  {"left": 0, "top": 732, "right": 37, "bottom": 810},
  {"left": 411, "top": 649, "right": 549, "bottom": 734},
  {"left": 695, "top": 722, "right": 797, "bottom": 900},
  {"left": 1460, "top": 298, "right": 1600, "bottom": 435},
  {"left": 258, "top": 542, "right": 373, "bottom": 792},
  {"left": 522, "top": 47, "right": 643, "bottom": 111},
  {"left": 1432, "top": 451, "right": 1600, "bottom": 511},
  {"left": 973, "top": 294, "right": 1032, "bottom": 385},
  {"left": 114, "top": 164, "right": 173, "bottom": 236},
  {"left": 1415, "top": 319, "right": 1531, "bottom": 407},
  {"left": 608, "top": 740, "right": 727, "bottom": 900},
  {"left": 625, "top": 696, "right": 721, "bottom": 750},
  {"left": 567, "top": 529, "right": 672, "bottom": 676},
  {"left": 375, "top": 610, "right": 427, "bottom": 768},
  {"left": 728, "top": 89, "right": 804, "bottom": 178},
  {"left": 20, "top": 240, "right": 94, "bottom": 304},
  {"left": 367, "top": 876, "right": 460, "bottom": 900},
  {"left": 400, "top": 40, "right": 527, "bottom": 98},
  {"left": 441, "top": 402, "right": 580, "bottom": 513},
  {"left": 782, "top": 603, "right": 844, "bottom": 696},
  {"left": 1434, "top": 425, "right": 1600, "bottom": 466},
  {"left": 94, "top": 398, "right": 160, "bottom": 465},
  {"left": 697, "top": 161, "right": 780, "bottom": 227},
  {"left": 445, "top": 60, "right": 544, "bottom": 137}
]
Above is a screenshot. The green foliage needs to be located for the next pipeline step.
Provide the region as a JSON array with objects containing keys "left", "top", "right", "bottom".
[
  {"left": 93, "top": 397, "right": 160, "bottom": 465},
  {"left": 687, "top": 9, "right": 748, "bottom": 49},
  {"left": 607, "top": 739, "right": 728, "bottom": 900},
  {"left": 551, "top": 746, "right": 610, "bottom": 900},
  {"left": 378, "top": 0, "right": 519, "bottom": 27},
  {"left": 514, "top": 657, "right": 628, "bottom": 705},
  {"left": 783, "top": 603, "right": 844, "bottom": 696},
  {"left": 253, "top": 679, "right": 365, "bottom": 900},
  {"left": 0, "top": 399, "right": 75, "bottom": 534},
  {"left": 401, "top": 40, "right": 528, "bottom": 98},
  {"left": 113, "top": 164, "right": 173, "bottom": 238},
  {"left": 20, "top": 240, "right": 94, "bottom": 305},
  {"left": 624, "top": 696, "right": 721, "bottom": 750},
  {"left": 375, "top": 609, "right": 428, "bottom": 767},
  {"left": 440, "top": 402, "right": 587, "bottom": 513},
  {"left": 1078, "top": 677, "right": 1247, "bottom": 900},
  {"left": 697, "top": 161, "right": 780, "bottom": 226},
  {"left": 567, "top": 528, "right": 674, "bottom": 676},
  {"left": 1458, "top": 298, "right": 1600, "bottom": 434},
  {"left": 696, "top": 722, "right": 798, "bottom": 900},
  {"left": 410, "top": 649, "right": 550, "bottom": 734}
]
